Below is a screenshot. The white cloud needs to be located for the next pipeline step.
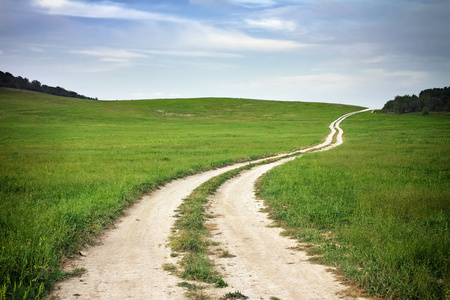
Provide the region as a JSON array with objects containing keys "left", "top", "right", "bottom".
[
  {"left": 189, "top": 0, "right": 227, "bottom": 6},
  {"left": 31, "top": 0, "right": 306, "bottom": 54},
  {"left": 30, "top": 46, "right": 44, "bottom": 52},
  {"left": 246, "top": 18, "right": 297, "bottom": 32},
  {"left": 181, "top": 24, "right": 307, "bottom": 52},
  {"left": 190, "top": 0, "right": 274, "bottom": 7},
  {"left": 274, "top": 68, "right": 427, "bottom": 91},
  {"left": 360, "top": 55, "right": 391, "bottom": 64},
  {"left": 252, "top": 68, "right": 430, "bottom": 107},
  {"left": 205, "top": 31, "right": 301, "bottom": 51},
  {"left": 144, "top": 50, "right": 242, "bottom": 58},
  {"left": 363, "top": 68, "right": 427, "bottom": 85},
  {"left": 32, "top": 0, "right": 183, "bottom": 21},
  {"left": 71, "top": 48, "right": 146, "bottom": 58},
  {"left": 230, "top": 0, "right": 275, "bottom": 7},
  {"left": 70, "top": 48, "right": 147, "bottom": 64},
  {"left": 273, "top": 73, "right": 357, "bottom": 91}
]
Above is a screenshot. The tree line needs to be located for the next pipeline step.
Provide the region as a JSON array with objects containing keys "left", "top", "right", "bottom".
[
  {"left": 0, "top": 70, "right": 97, "bottom": 100},
  {"left": 382, "top": 86, "right": 449, "bottom": 114}
]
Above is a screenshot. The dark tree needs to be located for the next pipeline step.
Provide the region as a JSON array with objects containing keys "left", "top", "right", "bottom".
[
  {"left": 0, "top": 70, "right": 96, "bottom": 100},
  {"left": 382, "top": 86, "right": 449, "bottom": 114},
  {"left": 30, "top": 80, "right": 41, "bottom": 91}
]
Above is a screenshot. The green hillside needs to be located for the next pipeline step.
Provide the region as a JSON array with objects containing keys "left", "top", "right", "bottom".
[{"left": 0, "top": 88, "right": 362, "bottom": 299}]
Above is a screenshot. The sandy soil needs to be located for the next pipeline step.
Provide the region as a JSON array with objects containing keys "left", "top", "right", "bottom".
[
  {"left": 50, "top": 162, "right": 250, "bottom": 300},
  {"left": 206, "top": 158, "right": 362, "bottom": 299},
  {"left": 49, "top": 109, "right": 369, "bottom": 300}
]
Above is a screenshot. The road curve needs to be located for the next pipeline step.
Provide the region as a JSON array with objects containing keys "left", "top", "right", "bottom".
[
  {"left": 50, "top": 109, "right": 369, "bottom": 300},
  {"left": 207, "top": 158, "right": 342, "bottom": 299},
  {"left": 205, "top": 109, "right": 370, "bottom": 299}
]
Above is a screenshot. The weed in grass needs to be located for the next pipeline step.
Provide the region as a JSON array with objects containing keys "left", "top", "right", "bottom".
[
  {"left": 170, "top": 230, "right": 208, "bottom": 253},
  {"left": 65, "top": 268, "right": 86, "bottom": 278},
  {"left": 214, "top": 277, "right": 228, "bottom": 288},
  {"left": 177, "top": 281, "right": 203, "bottom": 291},
  {"left": 169, "top": 167, "right": 250, "bottom": 287},
  {"left": 180, "top": 253, "right": 215, "bottom": 282},
  {"left": 186, "top": 290, "right": 211, "bottom": 300},
  {"left": 162, "top": 263, "right": 178, "bottom": 274},
  {"left": 179, "top": 282, "right": 211, "bottom": 300},
  {"left": 179, "top": 253, "right": 227, "bottom": 288},
  {"left": 221, "top": 290, "right": 249, "bottom": 299},
  {"left": 219, "top": 250, "right": 236, "bottom": 258}
]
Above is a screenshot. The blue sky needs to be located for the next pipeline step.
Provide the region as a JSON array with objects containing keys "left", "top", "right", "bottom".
[{"left": 1, "top": 0, "right": 449, "bottom": 108}]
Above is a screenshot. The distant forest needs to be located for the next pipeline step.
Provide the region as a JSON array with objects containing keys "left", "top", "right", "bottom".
[
  {"left": 382, "top": 86, "right": 449, "bottom": 114},
  {"left": 0, "top": 71, "right": 96, "bottom": 100}
]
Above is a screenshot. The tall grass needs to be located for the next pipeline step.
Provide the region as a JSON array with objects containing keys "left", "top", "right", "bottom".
[
  {"left": 0, "top": 88, "right": 361, "bottom": 299},
  {"left": 258, "top": 112, "right": 450, "bottom": 299}
]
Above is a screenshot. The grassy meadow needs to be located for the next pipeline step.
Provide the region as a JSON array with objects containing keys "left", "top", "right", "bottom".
[
  {"left": 0, "top": 88, "right": 361, "bottom": 299},
  {"left": 258, "top": 111, "right": 450, "bottom": 299}
]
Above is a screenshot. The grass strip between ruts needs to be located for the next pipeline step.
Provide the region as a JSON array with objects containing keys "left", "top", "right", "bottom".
[
  {"left": 166, "top": 112, "right": 359, "bottom": 297},
  {"left": 168, "top": 157, "right": 284, "bottom": 296}
]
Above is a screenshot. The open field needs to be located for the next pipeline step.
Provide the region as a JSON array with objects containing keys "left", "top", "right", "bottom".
[
  {"left": 0, "top": 88, "right": 361, "bottom": 299},
  {"left": 258, "top": 111, "right": 450, "bottom": 299}
]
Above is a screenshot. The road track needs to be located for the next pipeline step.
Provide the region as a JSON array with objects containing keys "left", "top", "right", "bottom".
[{"left": 50, "top": 109, "right": 370, "bottom": 299}]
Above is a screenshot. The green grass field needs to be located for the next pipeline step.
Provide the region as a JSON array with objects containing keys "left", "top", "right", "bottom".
[
  {"left": 258, "top": 111, "right": 450, "bottom": 299},
  {"left": 0, "top": 88, "right": 361, "bottom": 299}
]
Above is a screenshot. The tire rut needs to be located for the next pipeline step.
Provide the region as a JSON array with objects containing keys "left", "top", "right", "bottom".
[{"left": 49, "top": 109, "right": 369, "bottom": 299}]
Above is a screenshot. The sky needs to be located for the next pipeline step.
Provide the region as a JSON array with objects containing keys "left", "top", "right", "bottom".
[{"left": 1, "top": 0, "right": 449, "bottom": 108}]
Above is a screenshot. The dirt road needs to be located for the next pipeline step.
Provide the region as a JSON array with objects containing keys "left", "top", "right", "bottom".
[
  {"left": 50, "top": 109, "right": 369, "bottom": 299},
  {"left": 206, "top": 157, "right": 358, "bottom": 299}
]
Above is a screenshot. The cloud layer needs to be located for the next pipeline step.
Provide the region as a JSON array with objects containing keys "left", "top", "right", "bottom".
[{"left": 1, "top": 0, "right": 449, "bottom": 107}]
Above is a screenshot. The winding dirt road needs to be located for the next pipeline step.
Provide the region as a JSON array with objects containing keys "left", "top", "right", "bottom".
[
  {"left": 207, "top": 158, "right": 345, "bottom": 299},
  {"left": 50, "top": 109, "right": 369, "bottom": 299}
]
